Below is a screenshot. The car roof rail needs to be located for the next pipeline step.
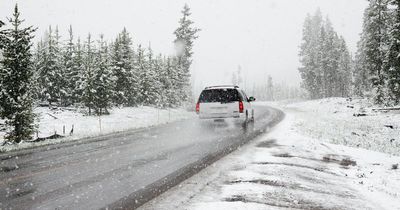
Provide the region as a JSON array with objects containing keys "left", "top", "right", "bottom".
[{"left": 205, "top": 85, "right": 239, "bottom": 89}]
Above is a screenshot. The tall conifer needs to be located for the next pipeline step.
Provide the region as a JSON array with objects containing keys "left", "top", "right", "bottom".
[{"left": 0, "top": 5, "right": 36, "bottom": 143}]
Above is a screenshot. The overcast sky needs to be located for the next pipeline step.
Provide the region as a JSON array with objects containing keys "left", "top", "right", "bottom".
[{"left": 0, "top": 0, "right": 368, "bottom": 92}]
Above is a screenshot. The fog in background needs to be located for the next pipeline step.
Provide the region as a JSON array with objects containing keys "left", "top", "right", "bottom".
[{"left": 0, "top": 0, "right": 368, "bottom": 94}]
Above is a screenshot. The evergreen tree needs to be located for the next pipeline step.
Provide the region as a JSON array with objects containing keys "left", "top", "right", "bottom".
[
  {"left": 136, "top": 44, "right": 148, "bottom": 104},
  {"left": 38, "top": 26, "right": 64, "bottom": 105},
  {"left": 153, "top": 54, "right": 166, "bottom": 107},
  {"left": 320, "top": 18, "right": 341, "bottom": 97},
  {"left": 139, "top": 46, "right": 161, "bottom": 106},
  {"left": 299, "top": 10, "right": 324, "bottom": 99},
  {"left": 73, "top": 37, "right": 84, "bottom": 104},
  {"left": 337, "top": 37, "right": 352, "bottom": 97},
  {"left": 110, "top": 28, "right": 137, "bottom": 106},
  {"left": 32, "top": 40, "right": 45, "bottom": 101},
  {"left": 266, "top": 75, "right": 274, "bottom": 101},
  {"left": 62, "top": 25, "right": 80, "bottom": 105},
  {"left": 92, "top": 35, "right": 114, "bottom": 114},
  {"left": 386, "top": 0, "right": 400, "bottom": 104},
  {"left": 363, "top": 0, "right": 391, "bottom": 104},
  {"left": 173, "top": 4, "right": 200, "bottom": 104},
  {"left": 0, "top": 5, "right": 36, "bottom": 143},
  {"left": 164, "top": 56, "right": 180, "bottom": 107},
  {"left": 54, "top": 26, "right": 68, "bottom": 106},
  {"left": 354, "top": 22, "right": 371, "bottom": 96},
  {"left": 81, "top": 33, "right": 96, "bottom": 114},
  {"left": 157, "top": 56, "right": 171, "bottom": 107}
]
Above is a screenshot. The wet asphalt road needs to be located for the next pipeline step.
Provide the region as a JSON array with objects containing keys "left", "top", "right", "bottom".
[{"left": 0, "top": 105, "right": 284, "bottom": 210}]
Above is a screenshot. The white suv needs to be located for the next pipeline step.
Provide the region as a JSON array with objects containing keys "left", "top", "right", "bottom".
[{"left": 196, "top": 85, "right": 255, "bottom": 122}]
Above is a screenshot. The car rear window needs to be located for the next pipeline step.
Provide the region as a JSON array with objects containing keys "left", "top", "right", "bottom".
[{"left": 198, "top": 89, "right": 240, "bottom": 103}]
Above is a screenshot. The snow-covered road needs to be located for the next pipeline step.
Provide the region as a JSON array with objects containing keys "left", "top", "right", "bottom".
[
  {"left": 0, "top": 105, "right": 284, "bottom": 209},
  {"left": 142, "top": 105, "right": 400, "bottom": 210}
]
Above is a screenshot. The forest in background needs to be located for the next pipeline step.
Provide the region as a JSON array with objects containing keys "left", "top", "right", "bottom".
[
  {"left": 299, "top": 0, "right": 400, "bottom": 106},
  {"left": 0, "top": 4, "right": 199, "bottom": 143},
  {"left": 298, "top": 9, "right": 353, "bottom": 100},
  {"left": 32, "top": 4, "right": 199, "bottom": 113}
]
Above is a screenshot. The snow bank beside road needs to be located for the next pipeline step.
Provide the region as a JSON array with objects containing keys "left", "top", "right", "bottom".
[
  {"left": 0, "top": 106, "right": 195, "bottom": 152},
  {"left": 284, "top": 98, "right": 400, "bottom": 155}
]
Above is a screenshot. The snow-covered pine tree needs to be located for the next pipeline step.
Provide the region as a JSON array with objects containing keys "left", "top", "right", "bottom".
[
  {"left": 318, "top": 21, "right": 329, "bottom": 97},
  {"left": 62, "top": 25, "right": 79, "bottom": 106},
  {"left": 140, "top": 45, "right": 161, "bottom": 106},
  {"left": 153, "top": 54, "right": 166, "bottom": 107},
  {"left": 363, "top": 0, "right": 391, "bottom": 104},
  {"left": 266, "top": 75, "right": 274, "bottom": 101},
  {"left": 158, "top": 56, "right": 172, "bottom": 108},
  {"left": 73, "top": 37, "right": 84, "bottom": 104},
  {"left": 36, "top": 30, "right": 50, "bottom": 102},
  {"left": 161, "top": 57, "right": 171, "bottom": 107},
  {"left": 299, "top": 10, "right": 324, "bottom": 99},
  {"left": 321, "top": 18, "right": 341, "bottom": 97},
  {"left": 32, "top": 40, "right": 46, "bottom": 101},
  {"left": 165, "top": 56, "right": 180, "bottom": 107},
  {"left": 110, "top": 28, "right": 137, "bottom": 106},
  {"left": 38, "top": 26, "right": 64, "bottom": 105},
  {"left": 0, "top": 4, "right": 36, "bottom": 143},
  {"left": 54, "top": 26, "right": 69, "bottom": 106},
  {"left": 92, "top": 35, "right": 114, "bottom": 115},
  {"left": 81, "top": 33, "right": 96, "bottom": 115},
  {"left": 170, "top": 56, "right": 186, "bottom": 106},
  {"left": 337, "top": 37, "right": 352, "bottom": 97},
  {"left": 110, "top": 36, "right": 123, "bottom": 105},
  {"left": 173, "top": 4, "right": 200, "bottom": 104},
  {"left": 135, "top": 44, "right": 146, "bottom": 105},
  {"left": 386, "top": 0, "right": 400, "bottom": 104},
  {"left": 354, "top": 21, "right": 371, "bottom": 96},
  {"left": 137, "top": 45, "right": 158, "bottom": 105}
]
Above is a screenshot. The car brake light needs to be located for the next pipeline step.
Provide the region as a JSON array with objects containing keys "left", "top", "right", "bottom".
[
  {"left": 196, "top": 103, "right": 200, "bottom": 114},
  {"left": 239, "top": 101, "right": 244, "bottom": 113}
]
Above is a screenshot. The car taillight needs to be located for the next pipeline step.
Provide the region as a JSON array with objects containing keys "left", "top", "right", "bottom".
[
  {"left": 239, "top": 101, "right": 244, "bottom": 113},
  {"left": 196, "top": 103, "right": 200, "bottom": 114}
]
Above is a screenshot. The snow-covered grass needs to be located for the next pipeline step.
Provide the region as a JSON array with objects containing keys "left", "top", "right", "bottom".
[
  {"left": 141, "top": 109, "right": 400, "bottom": 210},
  {"left": 0, "top": 106, "right": 195, "bottom": 152},
  {"left": 281, "top": 97, "right": 400, "bottom": 155}
]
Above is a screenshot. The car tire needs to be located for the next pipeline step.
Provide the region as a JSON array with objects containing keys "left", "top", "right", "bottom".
[{"left": 242, "top": 111, "right": 248, "bottom": 127}]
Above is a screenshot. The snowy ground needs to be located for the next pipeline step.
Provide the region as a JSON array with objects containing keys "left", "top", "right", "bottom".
[
  {"left": 0, "top": 106, "right": 195, "bottom": 152},
  {"left": 282, "top": 98, "right": 400, "bottom": 155},
  {"left": 141, "top": 99, "right": 400, "bottom": 210}
]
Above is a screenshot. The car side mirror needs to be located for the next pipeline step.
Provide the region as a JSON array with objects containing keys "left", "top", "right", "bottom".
[{"left": 248, "top": 96, "right": 256, "bottom": 102}]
